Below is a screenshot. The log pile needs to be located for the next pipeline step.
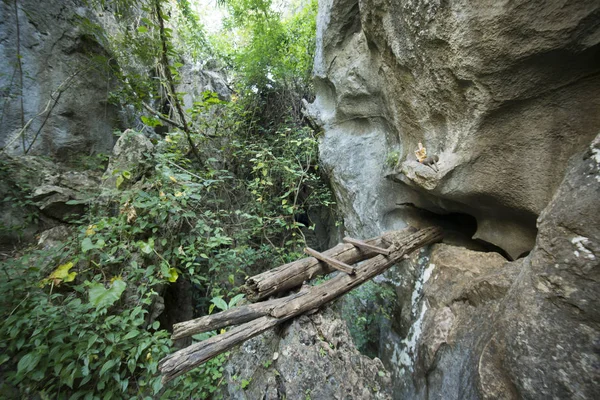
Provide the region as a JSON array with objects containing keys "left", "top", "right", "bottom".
[{"left": 158, "top": 226, "right": 443, "bottom": 383}]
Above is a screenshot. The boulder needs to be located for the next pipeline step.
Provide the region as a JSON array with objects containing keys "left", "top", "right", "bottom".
[
  {"left": 37, "top": 225, "right": 72, "bottom": 250},
  {"left": 0, "top": 155, "right": 100, "bottom": 243},
  {"left": 103, "top": 129, "right": 154, "bottom": 189},
  {"left": 308, "top": 0, "right": 600, "bottom": 259},
  {"left": 178, "top": 63, "right": 232, "bottom": 109}
]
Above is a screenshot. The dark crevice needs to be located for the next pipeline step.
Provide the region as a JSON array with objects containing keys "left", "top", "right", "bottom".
[{"left": 391, "top": 203, "right": 512, "bottom": 260}]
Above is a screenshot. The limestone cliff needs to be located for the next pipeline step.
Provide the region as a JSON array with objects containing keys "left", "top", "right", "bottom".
[
  {"left": 308, "top": 1, "right": 600, "bottom": 398},
  {"left": 0, "top": 0, "right": 121, "bottom": 158},
  {"left": 308, "top": 0, "right": 600, "bottom": 259}
]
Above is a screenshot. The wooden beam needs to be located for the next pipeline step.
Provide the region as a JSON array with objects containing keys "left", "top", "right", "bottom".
[
  {"left": 304, "top": 247, "right": 355, "bottom": 275},
  {"left": 171, "top": 298, "right": 282, "bottom": 340},
  {"left": 242, "top": 228, "right": 416, "bottom": 301},
  {"left": 160, "top": 316, "right": 282, "bottom": 383},
  {"left": 159, "top": 227, "right": 443, "bottom": 383},
  {"left": 343, "top": 237, "right": 391, "bottom": 255}
]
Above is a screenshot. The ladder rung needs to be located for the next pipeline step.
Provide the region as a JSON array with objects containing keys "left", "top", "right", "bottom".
[
  {"left": 304, "top": 247, "right": 356, "bottom": 275},
  {"left": 343, "top": 237, "right": 391, "bottom": 255}
]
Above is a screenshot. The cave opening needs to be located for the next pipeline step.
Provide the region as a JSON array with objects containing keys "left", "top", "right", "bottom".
[{"left": 390, "top": 203, "right": 515, "bottom": 260}]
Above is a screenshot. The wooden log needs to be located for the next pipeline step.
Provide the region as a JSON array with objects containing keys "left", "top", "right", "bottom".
[
  {"left": 159, "top": 227, "right": 442, "bottom": 382},
  {"left": 271, "top": 227, "right": 442, "bottom": 318},
  {"left": 160, "top": 316, "right": 282, "bottom": 383},
  {"left": 242, "top": 228, "right": 416, "bottom": 301},
  {"left": 304, "top": 247, "right": 355, "bottom": 274},
  {"left": 171, "top": 298, "right": 283, "bottom": 340},
  {"left": 343, "top": 237, "right": 391, "bottom": 255}
]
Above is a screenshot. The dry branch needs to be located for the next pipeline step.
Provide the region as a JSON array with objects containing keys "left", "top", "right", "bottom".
[
  {"left": 242, "top": 228, "right": 416, "bottom": 301},
  {"left": 160, "top": 227, "right": 442, "bottom": 383}
]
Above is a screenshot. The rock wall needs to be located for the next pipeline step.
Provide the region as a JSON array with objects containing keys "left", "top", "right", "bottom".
[
  {"left": 391, "top": 135, "right": 599, "bottom": 399},
  {"left": 0, "top": 0, "right": 122, "bottom": 158},
  {"left": 308, "top": 0, "right": 600, "bottom": 259},
  {"left": 308, "top": 0, "right": 600, "bottom": 398}
]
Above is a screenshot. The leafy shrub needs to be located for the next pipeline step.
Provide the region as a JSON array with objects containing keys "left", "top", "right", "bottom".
[{"left": 0, "top": 0, "right": 333, "bottom": 398}]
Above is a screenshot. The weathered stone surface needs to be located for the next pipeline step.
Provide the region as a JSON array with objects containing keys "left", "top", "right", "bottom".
[
  {"left": 37, "top": 225, "right": 72, "bottom": 250},
  {"left": 0, "top": 154, "right": 100, "bottom": 243},
  {"left": 309, "top": 0, "right": 600, "bottom": 259},
  {"left": 179, "top": 63, "right": 232, "bottom": 109},
  {"left": 103, "top": 129, "right": 154, "bottom": 189},
  {"left": 386, "top": 135, "right": 600, "bottom": 399},
  {"left": 221, "top": 307, "right": 392, "bottom": 400},
  {"left": 0, "top": 0, "right": 122, "bottom": 158}
]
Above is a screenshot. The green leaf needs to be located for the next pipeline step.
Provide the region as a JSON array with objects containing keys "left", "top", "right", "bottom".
[
  {"left": 81, "top": 238, "right": 94, "bottom": 253},
  {"left": 99, "top": 359, "right": 117, "bottom": 377},
  {"left": 123, "top": 330, "right": 140, "bottom": 341},
  {"left": 152, "top": 378, "right": 163, "bottom": 395},
  {"left": 167, "top": 268, "right": 179, "bottom": 283},
  {"left": 211, "top": 296, "right": 228, "bottom": 312},
  {"left": 137, "top": 26, "right": 148, "bottom": 34},
  {"left": 127, "top": 358, "right": 136, "bottom": 374},
  {"left": 88, "top": 279, "right": 127, "bottom": 309},
  {"left": 116, "top": 175, "right": 124, "bottom": 189},
  {"left": 228, "top": 293, "right": 245, "bottom": 308},
  {"left": 139, "top": 239, "right": 154, "bottom": 254},
  {"left": 17, "top": 353, "right": 41, "bottom": 374},
  {"left": 87, "top": 334, "right": 99, "bottom": 350},
  {"left": 40, "top": 261, "right": 77, "bottom": 286},
  {"left": 0, "top": 354, "right": 9, "bottom": 366}
]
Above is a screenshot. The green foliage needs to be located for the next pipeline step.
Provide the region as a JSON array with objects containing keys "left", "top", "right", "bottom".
[
  {"left": 339, "top": 281, "right": 396, "bottom": 358},
  {"left": 213, "top": 0, "right": 318, "bottom": 124},
  {"left": 386, "top": 151, "right": 400, "bottom": 168},
  {"left": 216, "top": 0, "right": 316, "bottom": 89},
  {"left": 0, "top": 157, "right": 39, "bottom": 240},
  {"left": 241, "top": 378, "right": 251, "bottom": 390},
  {"left": 88, "top": 279, "right": 127, "bottom": 309},
  {"left": 1, "top": 0, "right": 334, "bottom": 398},
  {"left": 0, "top": 245, "right": 171, "bottom": 398},
  {"left": 0, "top": 114, "right": 334, "bottom": 397}
]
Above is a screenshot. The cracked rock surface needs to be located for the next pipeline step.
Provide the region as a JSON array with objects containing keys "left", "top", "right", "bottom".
[
  {"left": 308, "top": 0, "right": 600, "bottom": 259},
  {"left": 392, "top": 135, "right": 600, "bottom": 399},
  {"left": 221, "top": 307, "right": 392, "bottom": 400}
]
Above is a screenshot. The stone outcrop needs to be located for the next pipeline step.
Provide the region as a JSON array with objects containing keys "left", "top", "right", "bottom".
[
  {"left": 0, "top": 155, "right": 101, "bottom": 244},
  {"left": 102, "top": 129, "right": 154, "bottom": 189},
  {"left": 308, "top": 1, "right": 600, "bottom": 397},
  {"left": 360, "top": 135, "right": 600, "bottom": 399},
  {"left": 308, "top": 0, "right": 600, "bottom": 259},
  {"left": 0, "top": 0, "right": 122, "bottom": 158},
  {"left": 220, "top": 307, "right": 392, "bottom": 400}
]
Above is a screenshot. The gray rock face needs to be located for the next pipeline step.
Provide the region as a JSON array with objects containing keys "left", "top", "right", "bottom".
[
  {"left": 0, "top": 155, "right": 101, "bottom": 244},
  {"left": 179, "top": 63, "right": 232, "bottom": 109},
  {"left": 103, "top": 129, "right": 154, "bottom": 189},
  {"left": 386, "top": 135, "right": 600, "bottom": 399},
  {"left": 0, "top": 0, "right": 121, "bottom": 158},
  {"left": 221, "top": 307, "right": 392, "bottom": 400},
  {"left": 309, "top": 0, "right": 600, "bottom": 259}
]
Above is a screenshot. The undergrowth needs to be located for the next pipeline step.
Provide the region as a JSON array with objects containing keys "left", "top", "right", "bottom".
[{"left": 0, "top": 0, "right": 332, "bottom": 398}]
